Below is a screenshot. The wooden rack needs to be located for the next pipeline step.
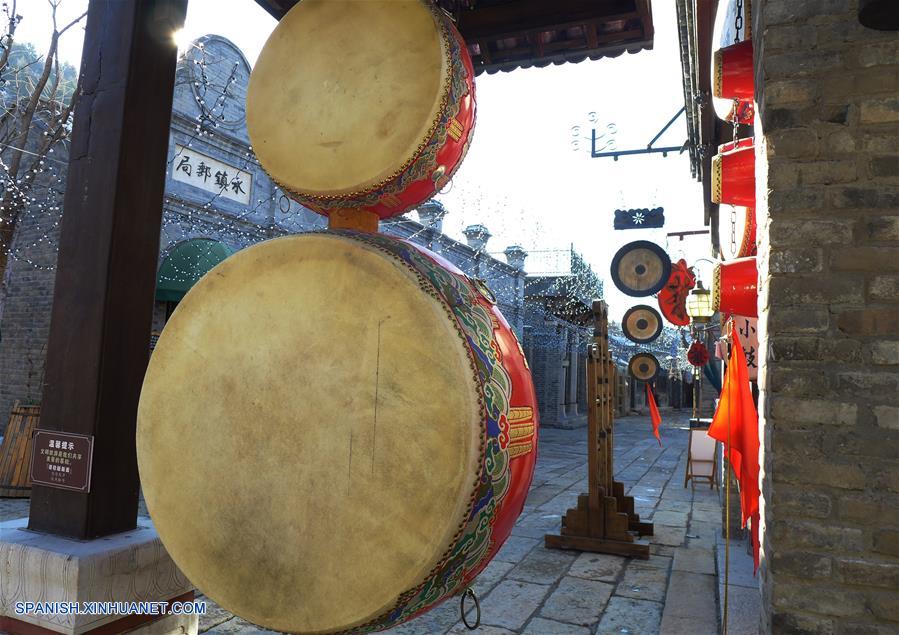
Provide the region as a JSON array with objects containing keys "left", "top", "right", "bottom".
[{"left": 545, "top": 301, "right": 653, "bottom": 558}]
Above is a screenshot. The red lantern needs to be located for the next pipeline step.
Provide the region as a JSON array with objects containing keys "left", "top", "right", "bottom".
[
  {"left": 688, "top": 341, "right": 710, "bottom": 367},
  {"left": 714, "top": 39, "right": 754, "bottom": 101},
  {"left": 712, "top": 142, "right": 755, "bottom": 208},
  {"left": 713, "top": 256, "right": 758, "bottom": 318}
]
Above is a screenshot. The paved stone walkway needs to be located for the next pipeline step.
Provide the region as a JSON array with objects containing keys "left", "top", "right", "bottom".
[{"left": 0, "top": 411, "right": 751, "bottom": 634}]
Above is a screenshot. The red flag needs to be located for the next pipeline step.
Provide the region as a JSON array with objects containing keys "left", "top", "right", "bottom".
[
  {"left": 708, "top": 321, "right": 760, "bottom": 539},
  {"left": 645, "top": 383, "right": 662, "bottom": 446}
]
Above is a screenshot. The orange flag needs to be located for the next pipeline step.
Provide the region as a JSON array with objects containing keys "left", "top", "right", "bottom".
[
  {"left": 708, "top": 321, "right": 761, "bottom": 570},
  {"left": 645, "top": 383, "right": 662, "bottom": 446}
]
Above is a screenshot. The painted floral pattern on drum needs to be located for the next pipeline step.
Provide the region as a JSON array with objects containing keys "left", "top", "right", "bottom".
[{"left": 339, "top": 231, "right": 514, "bottom": 633}]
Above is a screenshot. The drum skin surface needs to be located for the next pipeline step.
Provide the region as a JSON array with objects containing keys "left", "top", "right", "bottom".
[
  {"left": 247, "top": 0, "right": 476, "bottom": 220},
  {"left": 137, "top": 232, "right": 537, "bottom": 634}
]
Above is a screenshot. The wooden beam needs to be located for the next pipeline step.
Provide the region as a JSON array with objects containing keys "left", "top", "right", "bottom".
[
  {"left": 254, "top": 0, "right": 292, "bottom": 20},
  {"left": 458, "top": 0, "right": 638, "bottom": 40},
  {"left": 27, "top": 0, "right": 187, "bottom": 539}
]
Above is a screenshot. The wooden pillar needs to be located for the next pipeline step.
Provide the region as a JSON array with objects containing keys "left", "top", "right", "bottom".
[{"left": 28, "top": 0, "right": 187, "bottom": 539}]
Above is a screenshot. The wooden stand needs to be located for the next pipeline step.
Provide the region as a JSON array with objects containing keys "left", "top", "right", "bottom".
[
  {"left": 545, "top": 301, "right": 653, "bottom": 558},
  {"left": 0, "top": 403, "right": 40, "bottom": 498}
]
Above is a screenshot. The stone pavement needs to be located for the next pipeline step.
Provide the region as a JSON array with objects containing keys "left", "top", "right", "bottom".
[{"left": 0, "top": 411, "right": 758, "bottom": 634}]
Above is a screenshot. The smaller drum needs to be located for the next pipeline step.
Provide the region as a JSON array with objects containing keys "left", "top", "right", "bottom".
[
  {"left": 622, "top": 305, "right": 663, "bottom": 344},
  {"left": 712, "top": 142, "right": 755, "bottom": 208},
  {"left": 713, "top": 39, "right": 754, "bottom": 100},
  {"left": 611, "top": 241, "right": 672, "bottom": 297},
  {"left": 629, "top": 353, "right": 661, "bottom": 382},
  {"left": 247, "top": 0, "right": 476, "bottom": 222},
  {"left": 713, "top": 256, "right": 758, "bottom": 318}
]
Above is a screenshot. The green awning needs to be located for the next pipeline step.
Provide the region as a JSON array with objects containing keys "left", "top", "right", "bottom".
[{"left": 155, "top": 239, "right": 234, "bottom": 302}]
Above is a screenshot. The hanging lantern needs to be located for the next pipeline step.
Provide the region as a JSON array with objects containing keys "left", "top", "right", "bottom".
[
  {"left": 712, "top": 257, "right": 758, "bottom": 318},
  {"left": 687, "top": 341, "right": 710, "bottom": 367},
  {"left": 713, "top": 39, "right": 754, "bottom": 101},
  {"left": 686, "top": 281, "right": 715, "bottom": 324},
  {"left": 712, "top": 142, "right": 755, "bottom": 207}
]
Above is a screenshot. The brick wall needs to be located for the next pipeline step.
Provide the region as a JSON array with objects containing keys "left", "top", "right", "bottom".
[
  {"left": 756, "top": 2, "right": 899, "bottom": 632},
  {"left": 0, "top": 176, "right": 62, "bottom": 426}
]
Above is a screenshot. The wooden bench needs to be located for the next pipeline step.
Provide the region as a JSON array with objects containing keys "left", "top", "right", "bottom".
[{"left": 0, "top": 402, "right": 41, "bottom": 498}]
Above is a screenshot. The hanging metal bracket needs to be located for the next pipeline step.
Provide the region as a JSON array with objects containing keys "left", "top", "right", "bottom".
[{"left": 592, "top": 107, "right": 688, "bottom": 161}]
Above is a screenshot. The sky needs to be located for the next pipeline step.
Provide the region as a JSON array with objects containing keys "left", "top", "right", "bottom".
[{"left": 16, "top": 0, "right": 712, "bottom": 319}]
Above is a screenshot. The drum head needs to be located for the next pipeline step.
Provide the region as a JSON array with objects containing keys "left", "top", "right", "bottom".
[
  {"left": 137, "top": 234, "right": 482, "bottom": 633},
  {"left": 610, "top": 241, "right": 672, "bottom": 297},
  {"left": 629, "top": 352, "right": 660, "bottom": 381},
  {"left": 622, "top": 305, "right": 663, "bottom": 344},
  {"left": 247, "top": 0, "right": 449, "bottom": 197}
]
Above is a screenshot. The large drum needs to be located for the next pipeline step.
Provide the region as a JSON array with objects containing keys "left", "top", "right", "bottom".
[
  {"left": 246, "top": 0, "right": 476, "bottom": 222},
  {"left": 137, "top": 232, "right": 537, "bottom": 634}
]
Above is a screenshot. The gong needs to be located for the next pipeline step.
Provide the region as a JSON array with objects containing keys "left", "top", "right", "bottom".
[
  {"left": 628, "top": 352, "right": 660, "bottom": 381},
  {"left": 610, "top": 241, "right": 672, "bottom": 297},
  {"left": 622, "top": 305, "right": 663, "bottom": 344}
]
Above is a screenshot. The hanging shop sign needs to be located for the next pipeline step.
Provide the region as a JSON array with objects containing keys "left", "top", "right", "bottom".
[
  {"left": 614, "top": 207, "right": 665, "bottom": 230},
  {"left": 171, "top": 144, "right": 253, "bottom": 206},
  {"left": 734, "top": 316, "right": 759, "bottom": 380},
  {"left": 658, "top": 259, "right": 696, "bottom": 326},
  {"left": 30, "top": 430, "right": 94, "bottom": 493}
]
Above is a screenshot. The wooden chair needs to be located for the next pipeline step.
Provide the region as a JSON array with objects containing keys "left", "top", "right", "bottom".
[
  {"left": 0, "top": 402, "right": 41, "bottom": 497},
  {"left": 685, "top": 428, "right": 718, "bottom": 489}
]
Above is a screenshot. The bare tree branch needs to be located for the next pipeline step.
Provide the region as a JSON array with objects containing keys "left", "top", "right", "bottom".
[{"left": 0, "top": 0, "right": 19, "bottom": 76}]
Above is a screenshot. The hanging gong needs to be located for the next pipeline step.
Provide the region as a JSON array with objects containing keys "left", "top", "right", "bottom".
[
  {"left": 628, "top": 352, "right": 660, "bottom": 382},
  {"left": 622, "top": 305, "right": 663, "bottom": 344},
  {"left": 610, "top": 241, "right": 672, "bottom": 297}
]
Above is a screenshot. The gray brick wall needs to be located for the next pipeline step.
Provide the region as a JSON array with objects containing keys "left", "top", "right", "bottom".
[
  {"left": 756, "top": 2, "right": 899, "bottom": 632},
  {"left": 0, "top": 163, "right": 63, "bottom": 426}
]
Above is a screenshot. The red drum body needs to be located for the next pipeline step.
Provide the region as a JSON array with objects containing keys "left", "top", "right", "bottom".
[
  {"left": 712, "top": 142, "right": 756, "bottom": 207},
  {"left": 247, "top": 0, "right": 476, "bottom": 221},
  {"left": 714, "top": 39, "right": 754, "bottom": 100},
  {"left": 713, "top": 256, "right": 759, "bottom": 318}
]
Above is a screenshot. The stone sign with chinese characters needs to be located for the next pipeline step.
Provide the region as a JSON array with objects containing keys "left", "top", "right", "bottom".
[
  {"left": 30, "top": 430, "right": 94, "bottom": 492},
  {"left": 172, "top": 144, "right": 252, "bottom": 205},
  {"left": 735, "top": 316, "right": 759, "bottom": 381}
]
